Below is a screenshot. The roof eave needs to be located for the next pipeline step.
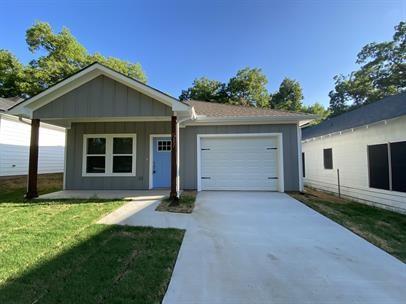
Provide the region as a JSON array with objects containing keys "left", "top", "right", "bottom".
[
  {"left": 8, "top": 63, "right": 190, "bottom": 118},
  {"left": 188, "top": 114, "right": 317, "bottom": 125}
]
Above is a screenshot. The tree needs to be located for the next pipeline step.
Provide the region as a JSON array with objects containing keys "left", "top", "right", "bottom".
[
  {"left": 179, "top": 77, "right": 227, "bottom": 102},
  {"left": 179, "top": 68, "right": 270, "bottom": 107},
  {"left": 0, "top": 21, "right": 146, "bottom": 98},
  {"left": 302, "top": 102, "right": 330, "bottom": 124},
  {"left": 329, "top": 21, "right": 405, "bottom": 116},
  {"left": 270, "top": 78, "right": 304, "bottom": 111},
  {"left": 0, "top": 50, "right": 25, "bottom": 97},
  {"left": 227, "top": 68, "right": 269, "bottom": 107}
]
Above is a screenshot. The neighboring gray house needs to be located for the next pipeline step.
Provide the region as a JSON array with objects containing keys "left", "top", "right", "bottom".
[
  {"left": 302, "top": 93, "right": 406, "bottom": 213},
  {"left": 9, "top": 63, "right": 314, "bottom": 198}
]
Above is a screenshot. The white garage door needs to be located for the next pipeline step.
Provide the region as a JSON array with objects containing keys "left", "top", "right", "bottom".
[{"left": 199, "top": 135, "right": 281, "bottom": 191}]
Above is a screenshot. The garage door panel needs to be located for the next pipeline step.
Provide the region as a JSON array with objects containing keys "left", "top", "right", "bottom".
[
  {"left": 200, "top": 136, "right": 280, "bottom": 191},
  {"left": 202, "top": 177, "right": 278, "bottom": 191},
  {"left": 202, "top": 165, "right": 277, "bottom": 175}
]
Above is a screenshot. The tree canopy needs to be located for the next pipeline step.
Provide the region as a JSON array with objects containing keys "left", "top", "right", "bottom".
[
  {"left": 329, "top": 21, "right": 405, "bottom": 116},
  {"left": 180, "top": 69, "right": 329, "bottom": 123},
  {"left": 227, "top": 68, "right": 269, "bottom": 107},
  {"left": 270, "top": 78, "right": 304, "bottom": 111},
  {"left": 179, "top": 77, "right": 227, "bottom": 102},
  {"left": 301, "top": 102, "right": 330, "bottom": 124},
  {"left": 0, "top": 21, "right": 146, "bottom": 98},
  {"left": 179, "top": 67, "right": 269, "bottom": 107}
]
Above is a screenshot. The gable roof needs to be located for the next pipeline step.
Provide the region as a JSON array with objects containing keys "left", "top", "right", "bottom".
[
  {"left": 187, "top": 100, "right": 316, "bottom": 122},
  {"left": 0, "top": 97, "right": 23, "bottom": 112},
  {"left": 8, "top": 62, "right": 190, "bottom": 118},
  {"left": 302, "top": 92, "right": 406, "bottom": 140}
]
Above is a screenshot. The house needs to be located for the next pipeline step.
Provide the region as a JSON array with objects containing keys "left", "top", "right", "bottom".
[
  {"left": 0, "top": 97, "right": 65, "bottom": 177},
  {"left": 302, "top": 93, "right": 406, "bottom": 213},
  {"left": 8, "top": 62, "right": 315, "bottom": 198}
]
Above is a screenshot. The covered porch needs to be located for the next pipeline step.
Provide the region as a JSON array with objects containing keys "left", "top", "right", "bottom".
[{"left": 8, "top": 63, "right": 193, "bottom": 200}]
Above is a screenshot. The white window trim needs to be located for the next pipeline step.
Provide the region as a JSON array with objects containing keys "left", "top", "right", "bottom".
[{"left": 82, "top": 134, "right": 137, "bottom": 177}]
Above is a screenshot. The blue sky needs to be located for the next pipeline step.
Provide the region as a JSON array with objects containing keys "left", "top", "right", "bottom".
[{"left": 0, "top": 0, "right": 404, "bottom": 107}]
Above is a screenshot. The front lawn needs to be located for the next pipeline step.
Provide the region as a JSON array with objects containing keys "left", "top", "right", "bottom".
[
  {"left": 290, "top": 188, "right": 406, "bottom": 263},
  {"left": 0, "top": 189, "right": 184, "bottom": 303}
]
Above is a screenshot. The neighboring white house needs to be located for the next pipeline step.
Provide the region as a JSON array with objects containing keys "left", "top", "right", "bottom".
[
  {"left": 0, "top": 97, "right": 65, "bottom": 177},
  {"left": 302, "top": 93, "right": 406, "bottom": 213}
]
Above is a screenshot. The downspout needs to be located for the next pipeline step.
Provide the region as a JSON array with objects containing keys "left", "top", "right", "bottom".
[
  {"left": 297, "top": 123, "right": 304, "bottom": 192},
  {"left": 18, "top": 115, "right": 32, "bottom": 126},
  {"left": 175, "top": 107, "right": 197, "bottom": 197}
]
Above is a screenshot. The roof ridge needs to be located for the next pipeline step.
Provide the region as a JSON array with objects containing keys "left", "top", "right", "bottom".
[{"left": 188, "top": 99, "right": 311, "bottom": 115}]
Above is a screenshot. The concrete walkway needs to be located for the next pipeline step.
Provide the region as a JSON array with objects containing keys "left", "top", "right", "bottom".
[
  {"left": 38, "top": 189, "right": 168, "bottom": 200},
  {"left": 99, "top": 191, "right": 406, "bottom": 304}
]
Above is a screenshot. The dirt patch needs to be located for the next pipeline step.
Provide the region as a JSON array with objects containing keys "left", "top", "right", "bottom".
[
  {"left": 156, "top": 192, "right": 196, "bottom": 214},
  {"left": 298, "top": 187, "right": 348, "bottom": 204},
  {"left": 0, "top": 173, "right": 63, "bottom": 194}
]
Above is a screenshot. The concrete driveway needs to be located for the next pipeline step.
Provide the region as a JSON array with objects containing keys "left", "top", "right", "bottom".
[{"left": 100, "top": 191, "right": 406, "bottom": 304}]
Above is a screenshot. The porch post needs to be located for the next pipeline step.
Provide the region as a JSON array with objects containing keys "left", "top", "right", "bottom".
[
  {"left": 170, "top": 115, "right": 178, "bottom": 201},
  {"left": 26, "top": 118, "right": 40, "bottom": 199}
]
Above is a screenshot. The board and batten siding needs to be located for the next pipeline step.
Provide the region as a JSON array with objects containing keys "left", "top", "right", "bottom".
[
  {"left": 302, "top": 115, "right": 406, "bottom": 213},
  {"left": 65, "top": 121, "right": 171, "bottom": 190},
  {"left": 65, "top": 122, "right": 300, "bottom": 191},
  {"left": 0, "top": 114, "right": 65, "bottom": 176},
  {"left": 179, "top": 124, "right": 300, "bottom": 191},
  {"left": 33, "top": 75, "right": 172, "bottom": 119}
]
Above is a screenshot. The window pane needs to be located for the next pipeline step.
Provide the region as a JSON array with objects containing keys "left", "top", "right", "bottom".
[
  {"left": 368, "top": 144, "right": 389, "bottom": 190},
  {"left": 390, "top": 141, "right": 406, "bottom": 192},
  {"left": 87, "top": 138, "right": 106, "bottom": 154},
  {"left": 113, "top": 137, "right": 133, "bottom": 154},
  {"left": 86, "top": 156, "right": 105, "bottom": 173},
  {"left": 158, "top": 140, "right": 171, "bottom": 152},
  {"left": 113, "top": 156, "right": 133, "bottom": 173},
  {"left": 323, "top": 148, "right": 333, "bottom": 169}
]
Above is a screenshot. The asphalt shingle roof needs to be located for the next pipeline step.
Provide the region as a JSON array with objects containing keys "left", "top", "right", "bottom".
[
  {"left": 0, "top": 97, "right": 23, "bottom": 112},
  {"left": 302, "top": 92, "right": 406, "bottom": 140},
  {"left": 188, "top": 100, "right": 313, "bottom": 118}
]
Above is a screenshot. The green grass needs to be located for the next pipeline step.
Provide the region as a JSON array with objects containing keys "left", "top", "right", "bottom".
[
  {"left": 0, "top": 189, "right": 185, "bottom": 303},
  {"left": 290, "top": 188, "right": 406, "bottom": 263}
]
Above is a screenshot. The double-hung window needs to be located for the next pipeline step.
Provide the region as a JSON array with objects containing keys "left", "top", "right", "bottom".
[{"left": 83, "top": 134, "right": 136, "bottom": 176}]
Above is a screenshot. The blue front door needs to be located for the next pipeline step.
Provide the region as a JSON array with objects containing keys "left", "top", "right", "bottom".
[{"left": 153, "top": 137, "right": 171, "bottom": 188}]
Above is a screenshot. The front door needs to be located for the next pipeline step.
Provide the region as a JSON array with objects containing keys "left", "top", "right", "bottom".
[{"left": 152, "top": 137, "right": 171, "bottom": 188}]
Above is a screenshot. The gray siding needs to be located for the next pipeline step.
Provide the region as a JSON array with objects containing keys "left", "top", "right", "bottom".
[
  {"left": 33, "top": 75, "right": 172, "bottom": 119},
  {"left": 65, "top": 122, "right": 300, "bottom": 191},
  {"left": 179, "top": 124, "right": 300, "bottom": 191},
  {"left": 65, "top": 121, "right": 170, "bottom": 190}
]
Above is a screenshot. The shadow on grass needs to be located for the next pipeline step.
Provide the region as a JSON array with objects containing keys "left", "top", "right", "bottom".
[{"left": 0, "top": 225, "right": 184, "bottom": 304}]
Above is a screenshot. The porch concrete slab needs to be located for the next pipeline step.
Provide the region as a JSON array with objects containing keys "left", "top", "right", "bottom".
[
  {"left": 37, "top": 189, "right": 169, "bottom": 200},
  {"left": 100, "top": 191, "right": 406, "bottom": 303}
]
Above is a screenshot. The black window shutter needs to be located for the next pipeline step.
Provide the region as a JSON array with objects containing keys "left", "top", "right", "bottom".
[
  {"left": 302, "top": 152, "right": 305, "bottom": 177},
  {"left": 390, "top": 141, "right": 406, "bottom": 193},
  {"left": 368, "top": 144, "right": 390, "bottom": 190},
  {"left": 323, "top": 148, "right": 333, "bottom": 169}
]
